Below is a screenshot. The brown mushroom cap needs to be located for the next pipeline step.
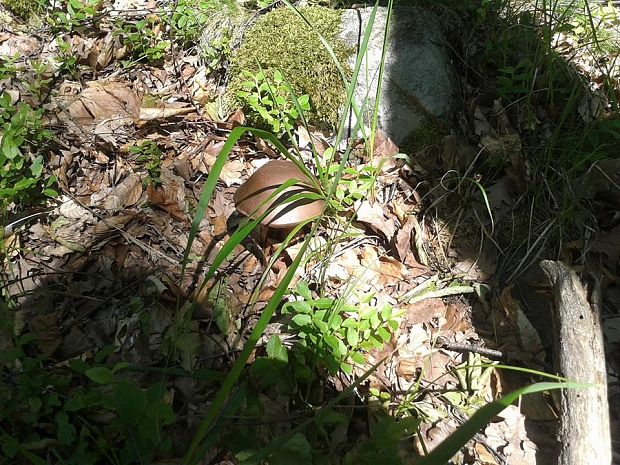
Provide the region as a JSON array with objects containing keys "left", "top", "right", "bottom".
[{"left": 233, "top": 160, "right": 325, "bottom": 228}]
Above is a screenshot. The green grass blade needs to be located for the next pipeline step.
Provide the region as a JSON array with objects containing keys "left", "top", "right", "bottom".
[
  {"left": 180, "top": 126, "right": 246, "bottom": 281},
  {"left": 416, "top": 381, "right": 591, "bottom": 465},
  {"left": 368, "top": 0, "right": 393, "bottom": 155},
  {"left": 197, "top": 187, "right": 324, "bottom": 293},
  {"left": 183, "top": 231, "right": 315, "bottom": 465}
]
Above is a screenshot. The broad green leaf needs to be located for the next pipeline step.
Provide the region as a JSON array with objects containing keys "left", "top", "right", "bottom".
[
  {"left": 295, "top": 280, "right": 312, "bottom": 300},
  {"left": 292, "top": 314, "right": 312, "bottom": 326},
  {"left": 377, "top": 326, "right": 391, "bottom": 342},
  {"left": 346, "top": 328, "right": 359, "bottom": 347},
  {"left": 85, "top": 366, "right": 113, "bottom": 384},
  {"left": 114, "top": 382, "right": 147, "bottom": 426},
  {"left": 266, "top": 335, "right": 288, "bottom": 362},
  {"left": 325, "top": 335, "right": 342, "bottom": 355},
  {"left": 340, "top": 362, "right": 353, "bottom": 375},
  {"left": 350, "top": 351, "right": 365, "bottom": 365}
]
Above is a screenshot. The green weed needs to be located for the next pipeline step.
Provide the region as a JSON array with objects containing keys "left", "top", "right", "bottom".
[
  {"left": 0, "top": 305, "right": 174, "bottom": 464},
  {"left": 0, "top": 91, "right": 56, "bottom": 208},
  {"left": 117, "top": 18, "right": 170, "bottom": 67},
  {"left": 282, "top": 280, "right": 401, "bottom": 376},
  {"left": 130, "top": 141, "right": 163, "bottom": 186},
  {"left": 48, "top": 0, "right": 101, "bottom": 32},
  {"left": 237, "top": 69, "right": 311, "bottom": 134}
]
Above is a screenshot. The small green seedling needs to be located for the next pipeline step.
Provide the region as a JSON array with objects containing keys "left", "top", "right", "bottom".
[
  {"left": 236, "top": 69, "right": 311, "bottom": 134},
  {"left": 282, "top": 280, "right": 401, "bottom": 376}
]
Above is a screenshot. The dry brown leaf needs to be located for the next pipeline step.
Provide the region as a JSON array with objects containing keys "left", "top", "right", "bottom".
[
  {"left": 103, "top": 173, "right": 143, "bottom": 210},
  {"left": 67, "top": 35, "right": 95, "bottom": 64},
  {"left": 394, "top": 216, "right": 415, "bottom": 262},
  {"left": 227, "top": 108, "right": 245, "bottom": 126},
  {"left": 87, "top": 32, "right": 117, "bottom": 70},
  {"left": 219, "top": 158, "right": 244, "bottom": 187},
  {"left": 441, "top": 134, "right": 478, "bottom": 172},
  {"left": 59, "top": 199, "right": 92, "bottom": 220},
  {"left": 452, "top": 243, "right": 497, "bottom": 282},
  {"left": 138, "top": 106, "right": 194, "bottom": 122},
  {"left": 442, "top": 301, "right": 474, "bottom": 334},
  {"left": 93, "top": 214, "right": 135, "bottom": 235},
  {"left": 0, "top": 34, "right": 39, "bottom": 56},
  {"left": 199, "top": 141, "right": 244, "bottom": 186},
  {"left": 373, "top": 129, "right": 400, "bottom": 158},
  {"left": 359, "top": 247, "right": 407, "bottom": 286},
  {"left": 356, "top": 200, "right": 396, "bottom": 240},
  {"left": 67, "top": 81, "right": 140, "bottom": 128},
  {"left": 173, "top": 156, "right": 191, "bottom": 181},
  {"left": 498, "top": 286, "right": 544, "bottom": 361},
  {"left": 211, "top": 215, "right": 228, "bottom": 236},
  {"left": 146, "top": 170, "right": 187, "bottom": 222},
  {"left": 402, "top": 298, "right": 446, "bottom": 327},
  {"left": 296, "top": 125, "right": 329, "bottom": 156},
  {"left": 483, "top": 405, "right": 538, "bottom": 465},
  {"left": 194, "top": 140, "right": 224, "bottom": 173}
]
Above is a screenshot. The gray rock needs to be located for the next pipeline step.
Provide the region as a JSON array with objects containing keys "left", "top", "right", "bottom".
[{"left": 339, "top": 6, "right": 456, "bottom": 145}]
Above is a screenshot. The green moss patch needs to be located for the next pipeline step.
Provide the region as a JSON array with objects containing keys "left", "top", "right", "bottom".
[
  {"left": 2, "top": 0, "right": 41, "bottom": 20},
  {"left": 227, "top": 6, "right": 352, "bottom": 130},
  {"left": 400, "top": 118, "right": 450, "bottom": 155}
]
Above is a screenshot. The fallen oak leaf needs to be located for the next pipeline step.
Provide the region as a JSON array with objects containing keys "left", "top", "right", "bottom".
[
  {"left": 356, "top": 200, "right": 396, "bottom": 241},
  {"left": 66, "top": 81, "right": 140, "bottom": 128},
  {"left": 93, "top": 214, "right": 136, "bottom": 235},
  {"left": 146, "top": 169, "right": 188, "bottom": 222},
  {"left": 102, "top": 173, "right": 143, "bottom": 211},
  {"left": 373, "top": 129, "right": 400, "bottom": 158}
]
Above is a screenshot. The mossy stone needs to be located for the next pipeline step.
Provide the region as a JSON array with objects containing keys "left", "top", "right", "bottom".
[{"left": 227, "top": 6, "right": 352, "bottom": 130}]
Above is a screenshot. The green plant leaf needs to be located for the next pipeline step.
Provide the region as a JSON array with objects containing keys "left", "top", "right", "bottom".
[
  {"left": 416, "top": 382, "right": 591, "bottom": 464},
  {"left": 85, "top": 366, "right": 114, "bottom": 384},
  {"left": 292, "top": 314, "right": 312, "bottom": 327},
  {"left": 266, "top": 335, "right": 288, "bottom": 362},
  {"left": 114, "top": 382, "right": 147, "bottom": 426},
  {"left": 94, "top": 344, "right": 118, "bottom": 363},
  {"left": 340, "top": 362, "right": 353, "bottom": 375},
  {"left": 350, "top": 351, "right": 365, "bottom": 365},
  {"left": 346, "top": 327, "right": 359, "bottom": 347},
  {"left": 295, "top": 280, "right": 312, "bottom": 300}
]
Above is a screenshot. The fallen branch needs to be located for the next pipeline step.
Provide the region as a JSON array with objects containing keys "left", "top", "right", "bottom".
[{"left": 540, "top": 260, "right": 611, "bottom": 465}]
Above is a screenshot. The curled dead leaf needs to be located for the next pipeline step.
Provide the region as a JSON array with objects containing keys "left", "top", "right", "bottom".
[
  {"left": 356, "top": 200, "right": 396, "bottom": 241},
  {"left": 146, "top": 170, "right": 187, "bottom": 222},
  {"left": 373, "top": 129, "right": 400, "bottom": 158},
  {"left": 138, "top": 106, "right": 194, "bottom": 122},
  {"left": 93, "top": 214, "right": 136, "bottom": 235},
  {"left": 102, "top": 173, "right": 143, "bottom": 211}
]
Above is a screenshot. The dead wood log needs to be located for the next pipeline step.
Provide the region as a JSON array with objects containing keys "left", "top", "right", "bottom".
[{"left": 540, "top": 260, "right": 611, "bottom": 465}]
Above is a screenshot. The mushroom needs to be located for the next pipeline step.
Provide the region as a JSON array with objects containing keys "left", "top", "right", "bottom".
[{"left": 233, "top": 159, "right": 325, "bottom": 229}]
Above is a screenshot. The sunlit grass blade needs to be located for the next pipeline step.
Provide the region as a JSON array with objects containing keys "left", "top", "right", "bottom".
[
  {"left": 195, "top": 187, "right": 324, "bottom": 298},
  {"left": 416, "top": 381, "right": 591, "bottom": 465},
  {"left": 183, "top": 229, "right": 315, "bottom": 465},
  {"left": 180, "top": 126, "right": 245, "bottom": 281}
]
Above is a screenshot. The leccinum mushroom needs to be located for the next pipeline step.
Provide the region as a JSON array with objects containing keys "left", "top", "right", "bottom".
[{"left": 233, "top": 160, "right": 325, "bottom": 228}]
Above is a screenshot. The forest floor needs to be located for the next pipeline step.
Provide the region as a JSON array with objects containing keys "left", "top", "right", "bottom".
[{"left": 1, "top": 0, "right": 619, "bottom": 464}]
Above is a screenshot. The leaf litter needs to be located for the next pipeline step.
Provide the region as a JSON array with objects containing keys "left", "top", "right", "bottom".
[{"left": 2, "top": 2, "right": 619, "bottom": 464}]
